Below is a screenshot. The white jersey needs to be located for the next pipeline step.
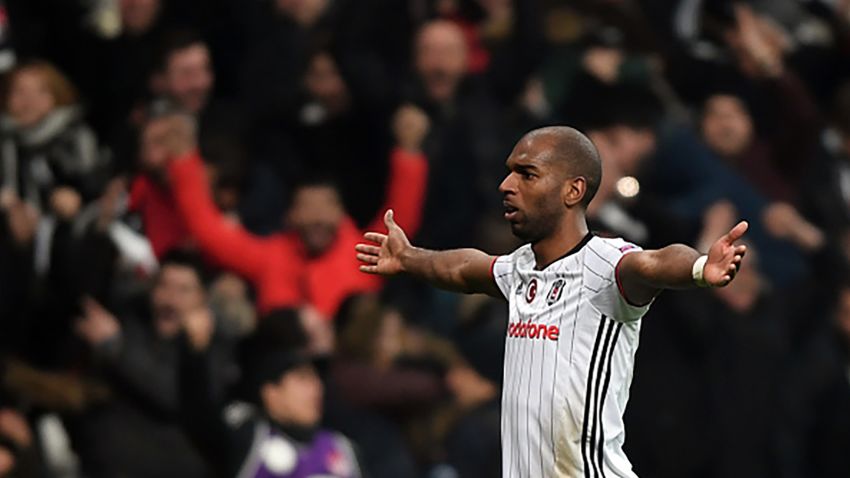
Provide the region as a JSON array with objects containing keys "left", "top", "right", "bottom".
[{"left": 491, "top": 234, "right": 651, "bottom": 478}]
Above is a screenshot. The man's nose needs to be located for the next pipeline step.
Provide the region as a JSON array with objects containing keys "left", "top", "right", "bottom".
[{"left": 499, "top": 173, "right": 516, "bottom": 194}]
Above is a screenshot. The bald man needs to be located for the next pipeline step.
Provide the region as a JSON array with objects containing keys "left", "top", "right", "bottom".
[{"left": 356, "top": 126, "right": 748, "bottom": 477}]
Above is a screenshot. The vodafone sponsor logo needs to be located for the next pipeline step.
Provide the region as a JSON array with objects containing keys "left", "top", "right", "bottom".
[{"left": 508, "top": 320, "right": 560, "bottom": 341}]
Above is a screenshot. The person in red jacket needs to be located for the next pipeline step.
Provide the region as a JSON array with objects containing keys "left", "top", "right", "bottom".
[{"left": 151, "top": 106, "right": 430, "bottom": 318}]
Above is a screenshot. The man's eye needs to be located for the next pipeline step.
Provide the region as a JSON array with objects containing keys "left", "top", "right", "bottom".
[{"left": 523, "top": 173, "right": 535, "bottom": 180}]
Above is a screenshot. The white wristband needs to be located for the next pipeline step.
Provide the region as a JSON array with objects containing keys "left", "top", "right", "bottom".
[{"left": 692, "top": 255, "right": 710, "bottom": 288}]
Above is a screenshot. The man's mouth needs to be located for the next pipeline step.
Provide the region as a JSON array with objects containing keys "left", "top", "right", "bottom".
[{"left": 503, "top": 202, "right": 519, "bottom": 221}]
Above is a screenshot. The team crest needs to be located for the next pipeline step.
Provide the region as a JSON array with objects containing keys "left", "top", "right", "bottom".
[
  {"left": 546, "top": 279, "right": 565, "bottom": 305},
  {"left": 526, "top": 278, "right": 538, "bottom": 303}
]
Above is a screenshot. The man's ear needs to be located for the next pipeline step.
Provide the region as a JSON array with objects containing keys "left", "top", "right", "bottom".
[{"left": 563, "top": 176, "right": 587, "bottom": 207}]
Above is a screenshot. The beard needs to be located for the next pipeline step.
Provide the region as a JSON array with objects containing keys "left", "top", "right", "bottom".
[{"left": 509, "top": 204, "right": 563, "bottom": 244}]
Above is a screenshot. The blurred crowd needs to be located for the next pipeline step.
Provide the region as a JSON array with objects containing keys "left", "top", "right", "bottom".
[{"left": 0, "top": 0, "right": 848, "bottom": 477}]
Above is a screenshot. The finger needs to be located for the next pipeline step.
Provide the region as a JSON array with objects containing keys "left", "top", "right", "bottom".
[
  {"left": 725, "top": 221, "right": 749, "bottom": 243},
  {"left": 384, "top": 209, "right": 397, "bottom": 229},
  {"left": 357, "top": 253, "right": 379, "bottom": 265},
  {"left": 355, "top": 244, "right": 381, "bottom": 255},
  {"left": 359, "top": 265, "right": 379, "bottom": 274},
  {"left": 363, "top": 232, "right": 387, "bottom": 244},
  {"left": 735, "top": 245, "right": 747, "bottom": 255}
]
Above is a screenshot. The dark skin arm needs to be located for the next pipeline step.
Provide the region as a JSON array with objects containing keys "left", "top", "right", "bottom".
[
  {"left": 617, "top": 221, "right": 749, "bottom": 305},
  {"left": 357, "top": 212, "right": 749, "bottom": 306},
  {"left": 356, "top": 210, "right": 501, "bottom": 297}
]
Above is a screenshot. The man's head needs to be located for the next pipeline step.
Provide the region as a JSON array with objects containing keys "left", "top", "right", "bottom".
[
  {"left": 152, "top": 249, "right": 208, "bottom": 338},
  {"left": 701, "top": 93, "right": 754, "bottom": 158},
  {"left": 120, "top": 0, "right": 161, "bottom": 35},
  {"left": 274, "top": 0, "right": 329, "bottom": 26},
  {"left": 5, "top": 60, "right": 77, "bottom": 128},
  {"left": 257, "top": 352, "right": 324, "bottom": 427},
  {"left": 303, "top": 50, "right": 350, "bottom": 117},
  {"left": 139, "top": 108, "right": 197, "bottom": 173},
  {"left": 154, "top": 31, "right": 213, "bottom": 114},
  {"left": 287, "top": 179, "right": 345, "bottom": 256},
  {"left": 499, "top": 127, "right": 601, "bottom": 242},
  {"left": 415, "top": 20, "right": 468, "bottom": 103}
]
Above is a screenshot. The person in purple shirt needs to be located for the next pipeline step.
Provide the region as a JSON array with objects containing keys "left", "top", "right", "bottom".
[{"left": 178, "top": 309, "right": 361, "bottom": 478}]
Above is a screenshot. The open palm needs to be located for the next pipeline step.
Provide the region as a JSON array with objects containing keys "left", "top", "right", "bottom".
[
  {"left": 704, "top": 221, "right": 749, "bottom": 287},
  {"left": 356, "top": 209, "right": 411, "bottom": 276}
]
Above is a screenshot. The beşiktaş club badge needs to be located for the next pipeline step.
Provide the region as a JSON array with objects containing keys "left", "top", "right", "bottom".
[{"left": 547, "top": 278, "right": 565, "bottom": 305}]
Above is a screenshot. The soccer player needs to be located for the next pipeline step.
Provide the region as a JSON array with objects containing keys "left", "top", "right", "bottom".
[{"left": 355, "top": 126, "right": 748, "bottom": 477}]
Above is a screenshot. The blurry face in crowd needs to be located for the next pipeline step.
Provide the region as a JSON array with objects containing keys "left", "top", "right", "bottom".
[
  {"left": 287, "top": 185, "right": 345, "bottom": 256},
  {"left": 836, "top": 288, "right": 850, "bottom": 341},
  {"left": 151, "top": 263, "right": 206, "bottom": 338},
  {"left": 261, "top": 364, "right": 323, "bottom": 427},
  {"left": 701, "top": 94, "right": 754, "bottom": 158},
  {"left": 120, "top": 0, "right": 160, "bottom": 35},
  {"left": 499, "top": 135, "right": 569, "bottom": 242},
  {"left": 415, "top": 21, "right": 468, "bottom": 103},
  {"left": 597, "top": 126, "right": 656, "bottom": 175},
  {"left": 163, "top": 43, "right": 213, "bottom": 114},
  {"left": 7, "top": 69, "right": 56, "bottom": 128},
  {"left": 304, "top": 53, "right": 350, "bottom": 116},
  {"left": 274, "top": 0, "right": 328, "bottom": 26}
]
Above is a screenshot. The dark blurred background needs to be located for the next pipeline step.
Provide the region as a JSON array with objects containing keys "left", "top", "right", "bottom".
[{"left": 0, "top": 0, "right": 848, "bottom": 477}]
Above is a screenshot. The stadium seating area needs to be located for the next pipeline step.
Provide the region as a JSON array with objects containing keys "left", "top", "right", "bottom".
[{"left": 0, "top": 0, "right": 849, "bottom": 477}]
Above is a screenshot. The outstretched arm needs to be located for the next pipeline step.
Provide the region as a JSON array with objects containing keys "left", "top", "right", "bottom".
[
  {"left": 356, "top": 210, "right": 501, "bottom": 297},
  {"left": 365, "top": 105, "right": 430, "bottom": 236},
  {"left": 617, "top": 221, "right": 749, "bottom": 306},
  {"left": 156, "top": 113, "right": 271, "bottom": 282}
]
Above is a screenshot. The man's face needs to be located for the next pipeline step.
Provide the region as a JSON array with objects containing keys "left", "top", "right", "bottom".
[
  {"left": 287, "top": 186, "right": 345, "bottom": 256},
  {"left": 7, "top": 69, "right": 55, "bottom": 128},
  {"left": 164, "top": 44, "right": 213, "bottom": 114},
  {"left": 304, "top": 53, "right": 349, "bottom": 115},
  {"left": 262, "top": 364, "right": 323, "bottom": 427},
  {"left": 415, "top": 22, "right": 468, "bottom": 103},
  {"left": 701, "top": 95, "right": 754, "bottom": 158},
  {"left": 499, "top": 138, "right": 566, "bottom": 242},
  {"left": 151, "top": 264, "right": 205, "bottom": 338},
  {"left": 120, "top": 0, "right": 160, "bottom": 34},
  {"left": 605, "top": 126, "right": 656, "bottom": 175}
]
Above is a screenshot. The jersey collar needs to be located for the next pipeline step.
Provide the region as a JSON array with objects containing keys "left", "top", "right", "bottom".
[{"left": 535, "top": 232, "right": 594, "bottom": 271}]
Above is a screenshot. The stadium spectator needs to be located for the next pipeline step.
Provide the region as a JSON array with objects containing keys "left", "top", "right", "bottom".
[
  {"left": 0, "top": 2, "right": 848, "bottom": 476},
  {"left": 162, "top": 108, "right": 429, "bottom": 317},
  {"left": 408, "top": 13, "right": 542, "bottom": 249},
  {"left": 71, "top": 250, "right": 228, "bottom": 478},
  {"left": 330, "top": 294, "right": 498, "bottom": 474},
  {"left": 776, "top": 283, "right": 850, "bottom": 478},
  {"left": 178, "top": 306, "right": 362, "bottom": 478},
  {"left": 0, "top": 60, "right": 104, "bottom": 218},
  {"left": 699, "top": 5, "right": 821, "bottom": 204}
]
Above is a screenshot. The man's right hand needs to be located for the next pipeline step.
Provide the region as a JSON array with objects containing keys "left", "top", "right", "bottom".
[
  {"left": 75, "top": 297, "right": 121, "bottom": 346},
  {"left": 356, "top": 209, "right": 411, "bottom": 276},
  {"left": 160, "top": 113, "right": 197, "bottom": 158}
]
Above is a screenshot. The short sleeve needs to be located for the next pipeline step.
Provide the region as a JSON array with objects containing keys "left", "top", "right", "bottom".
[
  {"left": 586, "top": 238, "right": 651, "bottom": 322},
  {"left": 490, "top": 254, "right": 516, "bottom": 300}
]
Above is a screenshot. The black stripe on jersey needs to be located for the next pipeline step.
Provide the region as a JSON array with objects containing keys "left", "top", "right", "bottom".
[
  {"left": 585, "top": 244, "right": 615, "bottom": 269},
  {"left": 597, "top": 322, "right": 623, "bottom": 477},
  {"left": 590, "top": 318, "right": 617, "bottom": 478},
  {"left": 581, "top": 316, "right": 608, "bottom": 478}
]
